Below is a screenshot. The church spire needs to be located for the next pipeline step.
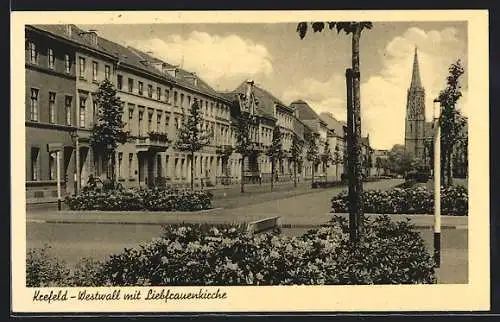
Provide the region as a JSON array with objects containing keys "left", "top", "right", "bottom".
[{"left": 410, "top": 46, "right": 423, "bottom": 89}]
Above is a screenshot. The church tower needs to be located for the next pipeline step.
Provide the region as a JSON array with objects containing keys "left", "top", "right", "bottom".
[{"left": 405, "top": 47, "right": 426, "bottom": 160}]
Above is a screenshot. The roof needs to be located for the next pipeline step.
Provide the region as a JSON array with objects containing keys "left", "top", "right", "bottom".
[
  {"left": 227, "top": 81, "right": 288, "bottom": 118},
  {"left": 290, "top": 100, "right": 319, "bottom": 120},
  {"left": 319, "top": 112, "right": 346, "bottom": 137},
  {"left": 29, "top": 24, "right": 229, "bottom": 102}
]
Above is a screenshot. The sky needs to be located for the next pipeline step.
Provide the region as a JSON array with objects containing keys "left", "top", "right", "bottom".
[{"left": 78, "top": 21, "right": 468, "bottom": 150}]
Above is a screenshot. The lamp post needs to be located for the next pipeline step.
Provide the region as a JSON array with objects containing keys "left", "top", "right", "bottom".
[{"left": 433, "top": 98, "right": 441, "bottom": 267}]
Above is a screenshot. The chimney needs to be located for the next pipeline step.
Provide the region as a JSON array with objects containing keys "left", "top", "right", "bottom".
[
  {"left": 65, "top": 24, "right": 73, "bottom": 37},
  {"left": 245, "top": 80, "right": 254, "bottom": 97}
]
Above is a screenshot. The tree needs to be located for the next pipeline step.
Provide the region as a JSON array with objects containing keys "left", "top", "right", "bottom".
[
  {"left": 375, "top": 157, "right": 382, "bottom": 176},
  {"left": 174, "top": 98, "right": 212, "bottom": 191},
  {"left": 234, "top": 106, "right": 255, "bottom": 193},
  {"left": 89, "top": 79, "right": 128, "bottom": 182},
  {"left": 291, "top": 133, "right": 304, "bottom": 188},
  {"left": 305, "top": 131, "right": 320, "bottom": 185},
  {"left": 267, "top": 125, "right": 283, "bottom": 191},
  {"left": 333, "top": 145, "right": 343, "bottom": 181},
  {"left": 387, "top": 144, "right": 413, "bottom": 176},
  {"left": 321, "top": 140, "right": 332, "bottom": 181},
  {"left": 438, "top": 59, "right": 466, "bottom": 187},
  {"left": 297, "top": 21, "right": 372, "bottom": 241}
]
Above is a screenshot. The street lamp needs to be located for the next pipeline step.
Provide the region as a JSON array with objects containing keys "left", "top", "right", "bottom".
[{"left": 433, "top": 98, "right": 441, "bottom": 267}]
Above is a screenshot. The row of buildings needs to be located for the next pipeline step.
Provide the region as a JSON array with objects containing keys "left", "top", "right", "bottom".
[{"left": 25, "top": 24, "right": 375, "bottom": 202}]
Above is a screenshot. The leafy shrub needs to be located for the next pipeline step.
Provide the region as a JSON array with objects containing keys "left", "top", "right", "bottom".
[
  {"left": 26, "top": 246, "right": 71, "bottom": 287},
  {"left": 312, "top": 181, "right": 344, "bottom": 189},
  {"left": 96, "top": 217, "right": 435, "bottom": 286},
  {"left": 27, "top": 217, "right": 436, "bottom": 286},
  {"left": 331, "top": 185, "right": 467, "bottom": 216},
  {"left": 65, "top": 188, "right": 213, "bottom": 212}
]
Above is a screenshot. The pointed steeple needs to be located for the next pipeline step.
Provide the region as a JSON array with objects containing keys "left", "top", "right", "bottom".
[{"left": 410, "top": 47, "right": 423, "bottom": 89}]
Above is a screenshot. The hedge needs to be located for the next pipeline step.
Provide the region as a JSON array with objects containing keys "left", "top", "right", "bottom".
[
  {"left": 331, "top": 185, "right": 468, "bottom": 216},
  {"left": 65, "top": 188, "right": 213, "bottom": 211},
  {"left": 27, "top": 216, "right": 436, "bottom": 287}
]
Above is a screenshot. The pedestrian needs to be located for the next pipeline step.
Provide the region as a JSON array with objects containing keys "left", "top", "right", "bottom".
[{"left": 87, "top": 174, "right": 96, "bottom": 189}]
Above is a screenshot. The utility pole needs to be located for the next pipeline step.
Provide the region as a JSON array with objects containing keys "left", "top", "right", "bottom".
[{"left": 433, "top": 98, "right": 441, "bottom": 267}]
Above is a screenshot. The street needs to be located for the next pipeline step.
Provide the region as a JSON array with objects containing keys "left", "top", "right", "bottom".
[{"left": 26, "top": 179, "right": 468, "bottom": 283}]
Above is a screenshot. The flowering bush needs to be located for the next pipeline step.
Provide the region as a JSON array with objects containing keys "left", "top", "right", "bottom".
[
  {"left": 331, "top": 185, "right": 467, "bottom": 216},
  {"left": 65, "top": 188, "right": 213, "bottom": 211},
  {"left": 26, "top": 246, "right": 72, "bottom": 287}
]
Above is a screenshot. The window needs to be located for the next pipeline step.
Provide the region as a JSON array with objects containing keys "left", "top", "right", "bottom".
[
  {"left": 128, "top": 78, "right": 134, "bottom": 92},
  {"left": 180, "top": 94, "right": 184, "bottom": 108},
  {"left": 156, "top": 87, "right": 161, "bottom": 100},
  {"left": 48, "top": 48, "right": 55, "bottom": 69},
  {"left": 49, "top": 92, "right": 56, "bottom": 123},
  {"left": 30, "top": 88, "right": 39, "bottom": 121},
  {"left": 79, "top": 57, "right": 86, "bottom": 78},
  {"left": 117, "top": 75, "right": 123, "bottom": 90},
  {"left": 174, "top": 117, "right": 179, "bottom": 129},
  {"left": 92, "top": 99, "right": 98, "bottom": 124},
  {"left": 165, "top": 89, "right": 170, "bottom": 103},
  {"left": 156, "top": 113, "right": 162, "bottom": 132},
  {"left": 165, "top": 115, "right": 170, "bottom": 129},
  {"left": 211, "top": 103, "right": 214, "bottom": 117},
  {"left": 64, "top": 54, "right": 71, "bottom": 73},
  {"left": 187, "top": 96, "right": 191, "bottom": 108},
  {"left": 118, "top": 152, "right": 123, "bottom": 178},
  {"left": 29, "top": 42, "right": 37, "bottom": 64},
  {"left": 200, "top": 99, "right": 203, "bottom": 112},
  {"left": 49, "top": 153, "right": 56, "bottom": 180},
  {"left": 105, "top": 65, "right": 111, "bottom": 80},
  {"left": 148, "top": 111, "right": 153, "bottom": 131},
  {"left": 128, "top": 105, "right": 134, "bottom": 132},
  {"left": 31, "top": 148, "right": 39, "bottom": 181},
  {"left": 79, "top": 97, "right": 86, "bottom": 128},
  {"left": 147, "top": 84, "right": 153, "bottom": 98},
  {"left": 92, "top": 61, "right": 98, "bottom": 81},
  {"left": 138, "top": 82, "right": 144, "bottom": 95},
  {"left": 174, "top": 91, "right": 178, "bottom": 106},
  {"left": 128, "top": 153, "right": 133, "bottom": 178},
  {"left": 138, "top": 110, "right": 144, "bottom": 136},
  {"left": 65, "top": 96, "right": 72, "bottom": 125}
]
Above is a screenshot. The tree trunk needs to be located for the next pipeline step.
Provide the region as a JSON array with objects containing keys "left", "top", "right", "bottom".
[
  {"left": 271, "top": 158, "right": 274, "bottom": 191},
  {"left": 311, "top": 162, "right": 315, "bottom": 187},
  {"left": 447, "top": 150, "right": 454, "bottom": 186},
  {"left": 240, "top": 155, "right": 245, "bottom": 193},
  {"left": 352, "top": 26, "right": 364, "bottom": 241},
  {"left": 293, "top": 160, "right": 297, "bottom": 188},
  {"left": 190, "top": 152, "right": 194, "bottom": 191}
]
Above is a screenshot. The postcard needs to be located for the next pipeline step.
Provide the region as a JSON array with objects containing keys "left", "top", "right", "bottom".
[{"left": 11, "top": 10, "right": 489, "bottom": 313}]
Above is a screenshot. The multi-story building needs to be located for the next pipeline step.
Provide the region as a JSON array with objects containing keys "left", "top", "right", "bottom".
[
  {"left": 290, "top": 100, "right": 330, "bottom": 179},
  {"left": 26, "top": 24, "right": 235, "bottom": 200},
  {"left": 320, "top": 112, "right": 347, "bottom": 181},
  {"left": 25, "top": 25, "right": 78, "bottom": 201}
]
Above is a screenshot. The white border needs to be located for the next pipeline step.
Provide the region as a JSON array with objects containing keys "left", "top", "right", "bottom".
[{"left": 11, "top": 10, "right": 490, "bottom": 313}]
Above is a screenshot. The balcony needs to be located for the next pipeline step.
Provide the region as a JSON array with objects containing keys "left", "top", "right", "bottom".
[
  {"left": 136, "top": 132, "right": 170, "bottom": 153},
  {"left": 216, "top": 144, "right": 233, "bottom": 156},
  {"left": 249, "top": 142, "right": 265, "bottom": 152}
]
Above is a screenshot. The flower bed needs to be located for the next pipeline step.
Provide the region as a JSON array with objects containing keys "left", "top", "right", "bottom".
[
  {"left": 65, "top": 188, "right": 213, "bottom": 211},
  {"left": 27, "top": 216, "right": 436, "bottom": 287},
  {"left": 331, "top": 185, "right": 468, "bottom": 216}
]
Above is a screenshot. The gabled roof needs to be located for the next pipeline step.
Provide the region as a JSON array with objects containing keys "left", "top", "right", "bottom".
[{"left": 226, "top": 81, "right": 286, "bottom": 119}]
